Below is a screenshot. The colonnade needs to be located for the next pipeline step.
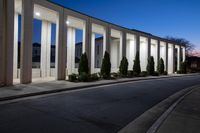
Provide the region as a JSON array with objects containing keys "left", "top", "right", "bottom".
[{"left": 0, "top": 0, "right": 186, "bottom": 86}]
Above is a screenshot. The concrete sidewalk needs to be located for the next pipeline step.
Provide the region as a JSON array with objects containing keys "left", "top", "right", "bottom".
[
  {"left": 0, "top": 74, "right": 198, "bottom": 102},
  {"left": 156, "top": 86, "right": 200, "bottom": 133}
]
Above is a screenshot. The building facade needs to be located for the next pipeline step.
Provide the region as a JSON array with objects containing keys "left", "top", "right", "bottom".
[{"left": 0, "top": 0, "right": 186, "bottom": 86}]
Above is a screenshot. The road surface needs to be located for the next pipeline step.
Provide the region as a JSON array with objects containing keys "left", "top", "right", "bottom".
[{"left": 0, "top": 75, "right": 200, "bottom": 133}]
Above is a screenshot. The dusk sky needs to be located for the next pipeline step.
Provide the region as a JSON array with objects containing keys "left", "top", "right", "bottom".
[{"left": 49, "top": 0, "right": 200, "bottom": 50}]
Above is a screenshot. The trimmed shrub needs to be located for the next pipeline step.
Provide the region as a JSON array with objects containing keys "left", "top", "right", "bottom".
[
  {"left": 101, "top": 51, "right": 111, "bottom": 79},
  {"left": 119, "top": 57, "right": 129, "bottom": 76},
  {"left": 90, "top": 73, "right": 100, "bottom": 81},
  {"left": 163, "top": 71, "right": 168, "bottom": 75},
  {"left": 152, "top": 71, "right": 159, "bottom": 76},
  {"left": 127, "top": 71, "right": 134, "bottom": 78},
  {"left": 177, "top": 70, "right": 181, "bottom": 74},
  {"left": 78, "top": 53, "right": 89, "bottom": 75},
  {"left": 110, "top": 72, "right": 119, "bottom": 79},
  {"left": 140, "top": 71, "right": 148, "bottom": 77},
  {"left": 147, "top": 56, "right": 155, "bottom": 75},
  {"left": 78, "top": 72, "right": 89, "bottom": 82},
  {"left": 157, "top": 58, "right": 165, "bottom": 74},
  {"left": 180, "top": 62, "right": 187, "bottom": 74},
  {"left": 68, "top": 74, "right": 77, "bottom": 82},
  {"left": 133, "top": 51, "right": 141, "bottom": 76}
]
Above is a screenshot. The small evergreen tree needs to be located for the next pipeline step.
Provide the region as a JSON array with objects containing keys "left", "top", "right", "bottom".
[
  {"left": 133, "top": 51, "right": 141, "bottom": 76},
  {"left": 119, "top": 57, "right": 129, "bottom": 76},
  {"left": 78, "top": 53, "right": 89, "bottom": 75},
  {"left": 157, "top": 58, "right": 165, "bottom": 74},
  {"left": 180, "top": 62, "right": 187, "bottom": 74},
  {"left": 147, "top": 56, "right": 155, "bottom": 75},
  {"left": 101, "top": 51, "right": 111, "bottom": 78}
]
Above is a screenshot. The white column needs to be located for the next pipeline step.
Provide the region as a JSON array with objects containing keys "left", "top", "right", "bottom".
[
  {"left": 122, "top": 32, "right": 126, "bottom": 57},
  {"left": 177, "top": 46, "right": 180, "bottom": 71},
  {"left": 150, "top": 39, "right": 158, "bottom": 69},
  {"left": 140, "top": 37, "right": 148, "bottom": 71},
  {"left": 182, "top": 47, "right": 186, "bottom": 62},
  {"left": 103, "top": 30, "right": 106, "bottom": 56},
  {"left": 56, "top": 10, "right": 66, "bottom": 80},
  {"left": 67, "top": 27, "right": 75, "bottom": 75},
  {"left": 160, "top": 42, "right": 167, "bottom": 71},
  {"left": 72, "top": 29, "right": 76, "bottom": 73},
  {"left": 126, "top": 34, "right": 136, "bottom": 70},
  {"left": 85, "top": 19, "right": 92, "bottom": 74},
  {"left": 167, "top": 44, "right": 174, "bottom": 73},
  {"left": 91, "top": 33, "right": 95, "bottom": 74},
  {"left": 82, "top": 26, "right": 86, "bottom": 53},
  {"left": 106, "top": 26, "right": 111, "bottom": 53},
  {"left": 157, "top": 40, "right": 160, "bottom": 68},
  {"left": 0, "top": 0, "right": 4, "bottom": 86},
  {"left": 41, "top": 20, "right": 51, "bottom": 77},
  {"left": 20, "top": 0, "right": 33, "bottom": 84},
  {"left": 13, "top": 13, "right": 19, "bottom": 79},
  {"left": 2, "top": 0, "right": 15, "bottom": 85},
  {"left": 110, "top": 39, "right": 120, "bottom": 71},
  {"left": 119, "top": 32, "right": 123, "bottom": 62},
  {"left": 166, "top": 43, "right": 168, "bottom": 72}
]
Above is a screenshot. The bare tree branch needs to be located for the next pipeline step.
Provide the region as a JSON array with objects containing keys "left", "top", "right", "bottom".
[{"left": 165, "top": 36, "right": 195, "bottom": 55}]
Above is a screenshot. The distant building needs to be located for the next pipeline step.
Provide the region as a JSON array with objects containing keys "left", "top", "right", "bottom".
[{"left": 187, "top": 56, "right": 200, "bottom": 72}]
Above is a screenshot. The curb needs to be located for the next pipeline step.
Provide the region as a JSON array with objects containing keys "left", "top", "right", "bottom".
[
  {"left": 118, "top": 84, "right": 200, "bottom": 133},
  {"left": 0, "top": 74, "right": 199, "bottom": 102},
  {"left": 146, "top": 85, "right": 198, "bottom": 133}
]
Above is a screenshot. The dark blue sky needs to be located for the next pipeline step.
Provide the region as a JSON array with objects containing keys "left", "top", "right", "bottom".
[{"left": 47, "top": 0, "right": 200, "bottom": 49}]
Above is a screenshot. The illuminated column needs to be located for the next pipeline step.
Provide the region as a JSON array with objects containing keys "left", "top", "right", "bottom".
[
  {"left": 41, "top": 20, "right": 51, "bottom": 77},
  {"left": 91, "top": 32, "right": 95, "bottom": 74},
  {"left": 168, "top": 43, "right": 174, "bottom": 73},
  {"left": 148, "top": 37, "right": 151, "bottom": 58},
  {"left": 172, "top": 44, "right": 175, "bottom": 73},
  {"left": 160, "top": 42, "right": 167, "bottom": 71},
  {"left": 20, "top": 0, "right": 33, "bottom": 84},
  {"left": 122, "top": 31, "right": 127, "bottom": 57},
  {"left": 110, "top": 29, "right": 122, "bottom": 72},
  {"left": 136, "top": 34, "right": 140, "bottom": 53},
  {"left": 85, "top": 19, "right": 92, "bottom": 73},
  {"left": 106, "top": 26, "right": 111, "bottom": 53},
  {"left": 126, "top": 34, "right": 136, "bottom": 70},
  {"left": 177, "top": 45, "right": 181, "bottom": 71},
  {"left": 82, "top": 25, "right": 86, "bottom": 53},
  {"left": 67, "top": 27, "right": 75, "bottom": 75},
  {"left": 1, "top": 0, "right": 15, "bottom": 86},
  {"left": 0, "top": 0, "right": 5, "bottom": 86},
  {"left": 140, "top": 37, "right": 148, "bottom": 71},
  {"left": 166, "top": 43, "right": 168, "bottom": 72},
  {"left": 182, "top": 46, "right": 186, "bottom": 62},
  {"left": 157, "top": 40, "right": 160, "bottom": 66},
  {"left": 56, "top": 10, "right": 66, "bottom": 80},
  {"left": 13, "top": 13, "right": 19, "bottom": 79}
]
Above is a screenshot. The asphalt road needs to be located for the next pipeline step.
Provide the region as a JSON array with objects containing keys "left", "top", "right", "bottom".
[{"left": 0, "top": 75, "right": 200, "bottom": 133}]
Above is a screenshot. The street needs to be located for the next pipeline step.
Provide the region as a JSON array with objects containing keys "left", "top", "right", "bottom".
[{"left": 0, "top": 75, "right": 200, "bottom": 133}]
